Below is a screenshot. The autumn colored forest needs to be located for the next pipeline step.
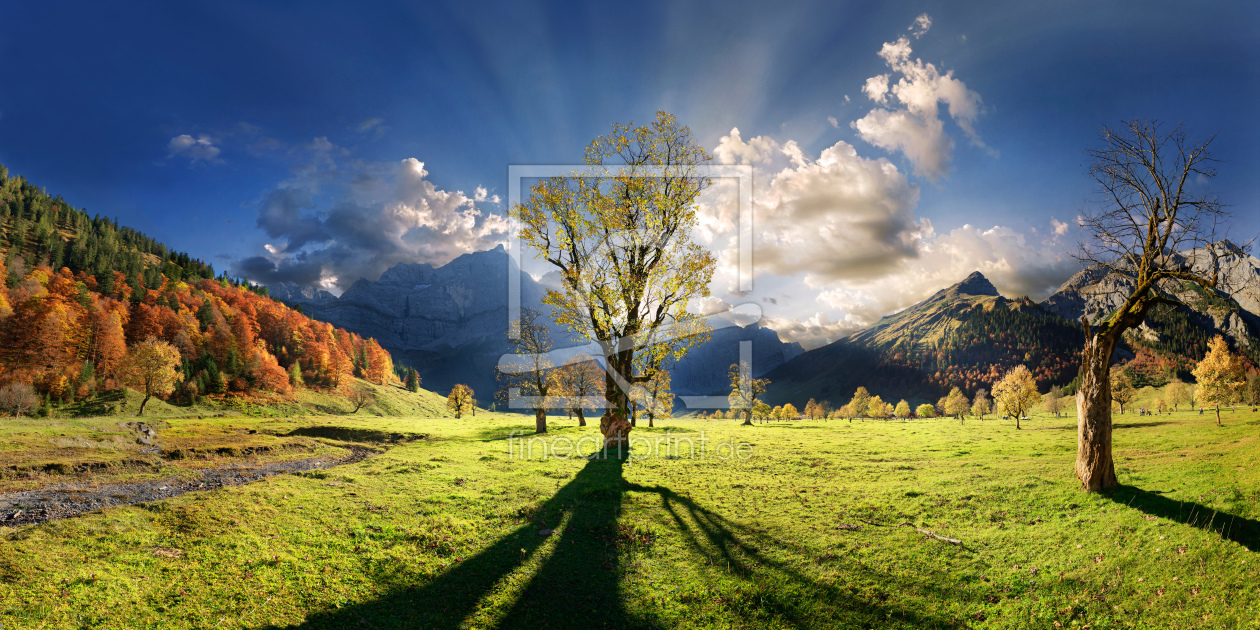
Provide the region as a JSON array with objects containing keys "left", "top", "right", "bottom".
[{"left": 0, "top": 166, "right": 396, "bottom": 411}]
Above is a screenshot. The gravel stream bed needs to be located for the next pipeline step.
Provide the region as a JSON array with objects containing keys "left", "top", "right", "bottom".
[{"left": 0, "top": 446, "right": 374, "bottom": 527}]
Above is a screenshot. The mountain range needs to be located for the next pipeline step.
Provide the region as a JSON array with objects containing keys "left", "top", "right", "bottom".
[
  {"left": 270, "top": 247, "right": 803, "bottom": 401},
  {"left": 766, "top": 242, "right": 1260, "bottom": 407},
  {"left": 271, "top": 242, "right": 1260, "bottom": 410}
]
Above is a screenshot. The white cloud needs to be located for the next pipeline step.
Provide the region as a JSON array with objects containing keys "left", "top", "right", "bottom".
[
  {"left": 473, "top": 185, "right": 501, "bottom": 204},
  {"left": 827, "top": 116, "right": 840, "bottom": 128},
  {"left": 693, "top": 296, "right": 733, "bottom": 315},
  {"left": 703, "top": 130, "right": 924, "bottom": 291},
  {"left": 167, "top": 134, "right": 221, "bottom": 163},
  {"left": 811, "top": 223, "right": 1077, "bottom": 328},
  {"left": 1051, "top": 218, "right": 1069, "bottom": 236},
  {"left": 862, "top": 74, "right": 890, "bottom": 103},
  {"left": 234, "top": 156, "right": 511, "bottom": 292},
  {"left": 852, "top": 23, "right": 985, "bottom": 181},
  {"left": 909, "top": 13, "right": 932, "bottom": 39},
  {"left": 763, "top": 313, "right": 857, "bottom": 350},
  {"left": 713, "top": 127, "right": 780, "bottom": 165},
  {"left": 851, "top": 109, "right": 951, "bottom": 180}
]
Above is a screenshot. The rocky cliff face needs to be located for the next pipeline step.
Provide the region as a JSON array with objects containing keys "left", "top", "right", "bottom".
[
  {"left": 1039, "top": 242, "right": 1260, "bottom": 349},
  {"left": 269, "top": 246, "right": 554, "bottom": 397}
]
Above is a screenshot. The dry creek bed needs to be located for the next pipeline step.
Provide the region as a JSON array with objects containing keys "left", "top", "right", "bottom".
[{"left": 0, "top": 446, "right": 374, "bottom": 527}]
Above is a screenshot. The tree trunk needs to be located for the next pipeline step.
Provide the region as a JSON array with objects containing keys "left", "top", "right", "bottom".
[
  {"left": 575, "top": 409, "right": 586, "bottom": 427},
  {"left": 1015, "top": 415, "right": 1020, "bottom": 430},
  {"left": 742, "top": 409, "right": 752, "bottom": 426},
  {"left": 138, "top": 394, "right": 151, "bottom": 417},
  {"left": 648, "top": 412, "right": 654, "bottom": 428},
  {"left": 1215, "top": 407, "right": 1221, "bottom": 426},
  {"left": 599, "top": 409, "right": 631, "bottom": 451},
  {"left": 1075, "top": 328, "right": 1119, "bottom": 491},
  {"left": 535, "top": 409, "right": 547, "bottom": 434}
]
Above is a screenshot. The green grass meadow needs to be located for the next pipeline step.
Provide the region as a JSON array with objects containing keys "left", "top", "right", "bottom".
[{"left": 2, "top": 403, "right": 1259, "bottom": 629}]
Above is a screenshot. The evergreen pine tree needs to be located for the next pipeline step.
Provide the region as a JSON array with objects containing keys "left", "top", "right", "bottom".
[
  {"left": 289, "top": 360, "right": 304, "bottom": 388},
  {"left": 225, "top": 348, "right": 241, "bottom": 376}
]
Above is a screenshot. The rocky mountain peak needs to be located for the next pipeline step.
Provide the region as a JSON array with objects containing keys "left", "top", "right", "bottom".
[{"left": 953, "top": 271, "right": 1000, "bottom": 297}]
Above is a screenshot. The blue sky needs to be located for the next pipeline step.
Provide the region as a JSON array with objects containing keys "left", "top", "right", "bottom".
[{"left": 2, "top": 0, "right": 1257, "bottom": 345}]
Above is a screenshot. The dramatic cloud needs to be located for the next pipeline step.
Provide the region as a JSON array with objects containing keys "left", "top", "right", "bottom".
[
  {"left": 813, "top": 223, "right": 1077, "bottom": 327},
  {"left": 712, "top": 127, "right": 924, "bottom": 285},
  {"left": 852, "top": 16, "right": 985, "bottom": 181},
  {"left": 167, "top": 134, "right": 221, "bottom": 163},
  {"left": 232, "top": 152, "right": 509, "bottom": 292},
  {"left": 705, "top": 125, "right": 1076, "bottom": 348}
]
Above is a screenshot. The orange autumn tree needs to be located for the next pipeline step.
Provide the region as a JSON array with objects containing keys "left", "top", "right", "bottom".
[{"left": 0, "top": 262, "right": 396, "bottom": 407}]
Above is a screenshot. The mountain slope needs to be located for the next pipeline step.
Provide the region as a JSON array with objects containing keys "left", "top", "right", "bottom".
[
  {"left": 766, "top": 247, "right": 1260, "bottom": 409},
  {"left": 764, "top": 271, "right": 1084, "bottom": 407},
  {"left": 270, "top": 246, "right": 556, "bottom": 398},
  {"left": 0, "top": 167, "right": 408, "bottom": 414}
]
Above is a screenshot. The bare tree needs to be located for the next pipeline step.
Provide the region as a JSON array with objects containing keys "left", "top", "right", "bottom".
[
  {"left": 552, "top": 354, "right": 604, "bottom": 427},
  {"left": 347, "top": 384, "right": 375, "bottom": 413},
  {"left": 496, "top": 307, "right": 556, "bottom": 434},
  {"left": 0, "top": 382, "right": 39, "bottom": 418},
  {"left": 728, "top": 361, "right": 769, "bottom": 426},
  {"left": 1073, "top": 120, "right": 1244, "bottom": 491}
]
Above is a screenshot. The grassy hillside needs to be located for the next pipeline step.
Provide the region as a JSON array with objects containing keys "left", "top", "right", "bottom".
[{"left": 3, "top": 408, "right": 1258, "bottom": 628}]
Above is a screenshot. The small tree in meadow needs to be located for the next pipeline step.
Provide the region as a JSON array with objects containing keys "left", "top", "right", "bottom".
[
  {"left": 1110, "top": 367, "right": 1136, "bottom": 414},
  {"left": 1192, "top": 335, "right": 1246, "bottom": 426},
  {"left": 915, "top": 403, "right": 935, "bottom": 418},
  {"left": 944, "top": 387, "right": 970, "bottom": 420},
  {"left": 894, "top": 399, "right": 911, "bottom": 419},
  {"left": 994, "top": 365, "right": 1040, "bottom": 429},
  {"left": 0, "top": 382, "right": 39, "bottom": 418},
  {"left": 781, "top": 402, "right": 800, "bottom": 420},
  {"left": 848, "top": 387, "right": 872, "bottom": 419},
  {"left": 118, "top": 337, "right": 182, "bottom": 416},
  {"left": 971, "top": 388, "right": 991, "bottom": 419},
  {"left": 347, "top": 384, "right": 376, "bottom": 413},
  {"left": 866, "top": 396, "right": 888, "bottom": 419},
  {"left": 803, "top": 398, "right": 819, "bottom": 420},
  {"left": 447, "top": 384, "right": 476, "bottom": 419},
  {"left": 1154, "top": 397, "right": 1167, "bottom": 413},
  {"left": 1166, "top": 379, "right": 1190, "bottom": 411},
  {"left": 728, "top": 360, "right": 769, "bottom": 426},
  {"left": 752, "top": 401, "right": 771, "bottom": 422},
  {"left": 1043, "top": 385, "right": 1065, "bottom": 417}
]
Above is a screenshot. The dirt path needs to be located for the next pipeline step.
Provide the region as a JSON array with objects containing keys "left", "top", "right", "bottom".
[{"left": 0, "top": 446, "right": 375, "bottom": 527}]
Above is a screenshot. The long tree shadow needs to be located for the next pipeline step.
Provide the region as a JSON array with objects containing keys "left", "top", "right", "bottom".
[
  {"left": 266, "top": 454, "right": 649, "bottom": 630},
  {"left": 1106, "top": 485, "right": 1260, "bottom": 552},
  {"left": 268, "top": 456, "right": 974, "bottom": 629}
]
